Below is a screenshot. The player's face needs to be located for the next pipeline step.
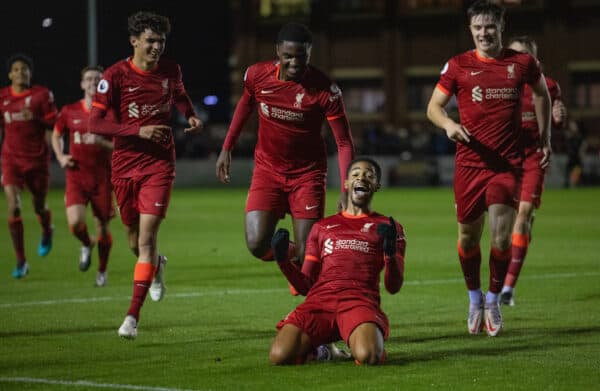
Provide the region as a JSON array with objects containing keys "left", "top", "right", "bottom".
[
  {"left": 81, "top": 70, "right": 102, "bottom": 98},
  {"left": 344, "top": 161, "right": 380, "bottom": 208},
  {"left": 131, "top": 28, "right": 166, "bottom": 65},
  {"left": 8, "top": 60, "right": 32, "bottom": 88},
  {"left": 469, "top": 14, "right": 503, "bottom": 56},
  {"left": 276, "top": 41, "right": 311, "bottom": 81}
]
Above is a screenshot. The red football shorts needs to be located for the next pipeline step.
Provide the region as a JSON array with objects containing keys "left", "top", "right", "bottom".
[
  {"left": 276, "top": 294, "right": 389, "bottom": 348},
  {"left": 520, "top": 150, "right": 545, "bottom": 208},
  {"left": 246, "top": 166, "right": 326, "bottom": 219},
  {"left": 65, "top": 171, "right": 115, "bottom": 222},
  {"left": 1, "top": 158, "right": 49, "bottom": 196},
  {"left": 454, "top": 165, "right": 520, "bottom": 224},
  {"left": 112, "top": 173, "right": 174, "bottom": 226}
]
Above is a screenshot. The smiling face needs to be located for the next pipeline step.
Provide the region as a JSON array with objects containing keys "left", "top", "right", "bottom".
[
  {"left": 81, "top": 69, "right": 102, "bottom": 99},
  {"left": 469, "top": 13, "right": 503, "bottom": 58},
  {"left": 8, "top": 60, "right": 32, "bottom": 89},
  {"left": 276, "top": 41, "right": 311, "bottom": 81},
  {"left": 344, "top": 160, "right": 380, "bottom": 210},
  {"left": 130, "top": 28, "right": 166, "bottom": 67}
]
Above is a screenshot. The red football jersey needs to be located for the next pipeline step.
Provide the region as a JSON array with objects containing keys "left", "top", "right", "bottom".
[
  {"left": 91, "top": 58, "right": 195, "bottom": 178},
  {"left": 436, "top": 48, "right": 542, "bottom": 169},
  {"left": 520, "top": 76, "right": 561, "bottom": 154},
  {"left": 54, "top": 100, "right": 111, "bottom": 180},
  {"left": 304, "top": 211, "right": 406, "bottom": 303},
  {"left": 0, "top": 85, "right": 57, "bottom": 160},
  {"left": 224, "top": 61, "right": 347, "bottom": 176}
]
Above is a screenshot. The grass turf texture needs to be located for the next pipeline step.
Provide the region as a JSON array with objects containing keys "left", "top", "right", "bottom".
[{"left": 1, "top": 187, "right": 599, "bottom": 390}]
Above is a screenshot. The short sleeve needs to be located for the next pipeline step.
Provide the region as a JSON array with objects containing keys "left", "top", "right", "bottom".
[{"left": 436, "top": 59, "right": 457, "bottom": 97}]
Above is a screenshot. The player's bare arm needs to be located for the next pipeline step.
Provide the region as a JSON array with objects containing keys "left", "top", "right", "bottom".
[
  {"left": 51, "top": 130, "right": 75, "bottom": 168},
  {"left": 216, "top": 149, "right": 232, "bottom": 184},
  {"left": 183, "top": 115, "right": 203, "bottom": 134},
  {"left": 427, "top": 87, "right": 471, "bottom": 143},
  {"left": 531, "top": 75, "right": 552, "bottom": 168}
]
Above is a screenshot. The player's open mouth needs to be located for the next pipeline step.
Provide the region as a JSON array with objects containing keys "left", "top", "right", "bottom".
[{"left": 353, "top": 184, "right": 370, "bottom": 196}]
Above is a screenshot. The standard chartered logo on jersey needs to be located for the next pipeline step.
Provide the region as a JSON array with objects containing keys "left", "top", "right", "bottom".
[
  {"left": 259, "top": 102, "right": 304, "bottom": 122},
  {"left": 472, "top": 85, "right": 519, "bottom": 103},
  {"left": 323, "top": 237, "right": 371, "bottom": 255},
  {"left": 472, "top": 86, "right": 483, "bottom": 102}
]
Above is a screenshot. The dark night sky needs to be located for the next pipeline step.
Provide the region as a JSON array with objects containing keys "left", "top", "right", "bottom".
[{"left": 0, "top": 0, "right": 232, "bottom": 121}]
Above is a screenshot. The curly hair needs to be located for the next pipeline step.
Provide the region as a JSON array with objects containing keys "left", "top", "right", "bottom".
[
  {"left": 127, "top": 11, "right": 171, "bottom": 37},
  {"left": 6, "top": 53, "right": 34, "bottom": 74}
]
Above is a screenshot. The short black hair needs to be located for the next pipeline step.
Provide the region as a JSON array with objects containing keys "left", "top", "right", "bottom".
[
  {"left": 128, "top": 11, "right": 171, "bottom": 37},
  {"left": 7, "top": 53, "right": 34, "bottom": 74},
  {"left": 346, "top": 157, "right": 382, "bottom": 183},
  {"left": 276, "top": 22, "right": 312, "bottom": 45},
  {"left": 467, "top": 0, "right": 505, "bottom": 26},
  {"left": 507, "top": 35, "right": 538, "bottom": 57}
]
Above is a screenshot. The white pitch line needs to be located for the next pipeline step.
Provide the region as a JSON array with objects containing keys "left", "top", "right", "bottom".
[
  {"left": 1, "top": 271, "right": 598, "bottom": 309},
  {"left": 0, "top": 376, "right": 202, "bottom": 391}
]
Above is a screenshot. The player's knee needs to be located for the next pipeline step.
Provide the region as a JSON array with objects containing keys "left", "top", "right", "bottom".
[
  {"left": 269, "top": 344, "right": 292, "bottom": 365},
  {"left": 491, "top": 234, "right": 511, "bottom": 250},
  {"left": 353, "top": 346, "right": 381, "bottom": 366},
  {"left": 246, "top": 239, "right": 269, "bottom": 260}
]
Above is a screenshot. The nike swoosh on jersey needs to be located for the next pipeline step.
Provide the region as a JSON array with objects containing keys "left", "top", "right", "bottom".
[
  {"left": 470, "top": 71, "right": 483, "bottom": 76},
  {"left": 305, "top": 205, "right": 319, "bottom": 210},
  {"left": 326, "top": 224, "right": 340, "bottom": 229},
  {"left": 128, "top": 86, "right": 141, "bottom": 92},
  {"left": 261, "top": 90, "right": 274, "bottom": 94}
]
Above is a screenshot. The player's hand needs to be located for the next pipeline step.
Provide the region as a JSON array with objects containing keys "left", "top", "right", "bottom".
[
  {"left": 139, "top": 125, "right": 172, "bottom": 144},
  {"left": 336, "top": 191, "right": 348, "bottom": 212},
  {"left": 539, "top": 141, "right": 553, "bottom": 169},
  {"left": 58, "top": 154, "right": 75, "bottom": 168},
  {"left": 216, "top": 149, "right": 232, "bottom": 184},
  {"left": 184, "top": 116, "right": 203, "bottom": 134},
  {"left": 81, "top": 133, "right": 98, "bottom": 145},
  {"left": 552, "top": 100, "right": 567, "bottom": 125},
  {"left": 377, "top": 216, "right": 397, "bottom": 256},
  {"left": 445, "top": 122, "right": 471, "bottom": 144}
]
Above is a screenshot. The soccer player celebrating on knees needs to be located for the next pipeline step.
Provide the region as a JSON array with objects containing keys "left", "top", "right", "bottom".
[
  {"left": 216, "top": 22, "right": 354, "bottom": 286},
  {"left": 0, "top": 54, "right": 58, "bottom": 278},
  {"left": 426, "top": 1, "right": 551, "bottom": 336},
  {"left": 52, "top": 66, "right": 115, "bottom": 287},
  {"left": 498, "top": 36, "right": 567, "bottom": 306},
  {"left": 269, "top": 157, "right": 405, "bottom": 365},
  {"left": 89, "top": 11, "right": 203, "bottom": 339}
]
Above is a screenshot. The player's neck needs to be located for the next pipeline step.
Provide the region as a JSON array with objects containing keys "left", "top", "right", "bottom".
[
  {"left": 83, "top": 96, "right": 93, "bottom": 109},
  {"left": 11, "top": 84, "right": 28, "bottom": 94},
  {"left": 132, "top": 56, "right": 158, "bottom": 72},
  {"left": 476, "top": 46, "right": 503, "bottom": 59},
  {"left": 344, "top": 205, "right": 371, "bottom": 216}
]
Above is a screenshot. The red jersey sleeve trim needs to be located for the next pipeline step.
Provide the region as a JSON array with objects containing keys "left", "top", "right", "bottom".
[
  {"left": 92, "top": 101, "right": 107, "bottom": 110},
  {"left": 435, "top": 83, "right": 450, "bottom": 96},
  {"left": 326, "top": 114, "right": 345, "bottom": 121},
  {"left": 304, "top": 255, "right": 320, "bottom": 263},
  {"left": 43, "top": 111, "right": 57, "bottom": 121}
]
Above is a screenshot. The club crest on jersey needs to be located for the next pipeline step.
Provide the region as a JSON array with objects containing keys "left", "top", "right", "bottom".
[
  {"left": 361, "top": 223, "right": 374, "bottom": 233},
  {"left": 294, "top": 93, "right": 305, "bottom": 108},
  {"left": 24, "top": 96, "right": 32, "bottom": 108},
  {"left": 507, "top": 64, "right": 515, "bottom": 79},
  {"left": 162, "top": 79, "right": 169, "bottom": 95}
]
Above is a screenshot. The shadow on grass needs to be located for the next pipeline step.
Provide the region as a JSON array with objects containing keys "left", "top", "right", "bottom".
[{"left": 385, "top": 325, "right": 600, "bottom": 365}]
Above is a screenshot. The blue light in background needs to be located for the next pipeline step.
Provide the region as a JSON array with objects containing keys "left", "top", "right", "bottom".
[{"left": 203, "top": 95, "right": 219, "bottom": 106}]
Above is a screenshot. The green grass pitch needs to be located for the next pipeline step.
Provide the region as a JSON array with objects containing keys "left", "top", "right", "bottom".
[{"left": 1, "top": 187, "right": 599, "bottom": 390}]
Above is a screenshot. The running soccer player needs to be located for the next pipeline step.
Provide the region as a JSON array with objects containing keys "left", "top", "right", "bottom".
[
  {"left": 52, "top": 65, "right": 115, "bottom": 287},
  {"left": 0, "top": 53, "right": 57, "bottom": 278},
  {"left": 426, "top": 0, "right": 552, "bottom": 336},
  {"left": 88, "top": 11, "right": 203, "bottom": 339}
]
